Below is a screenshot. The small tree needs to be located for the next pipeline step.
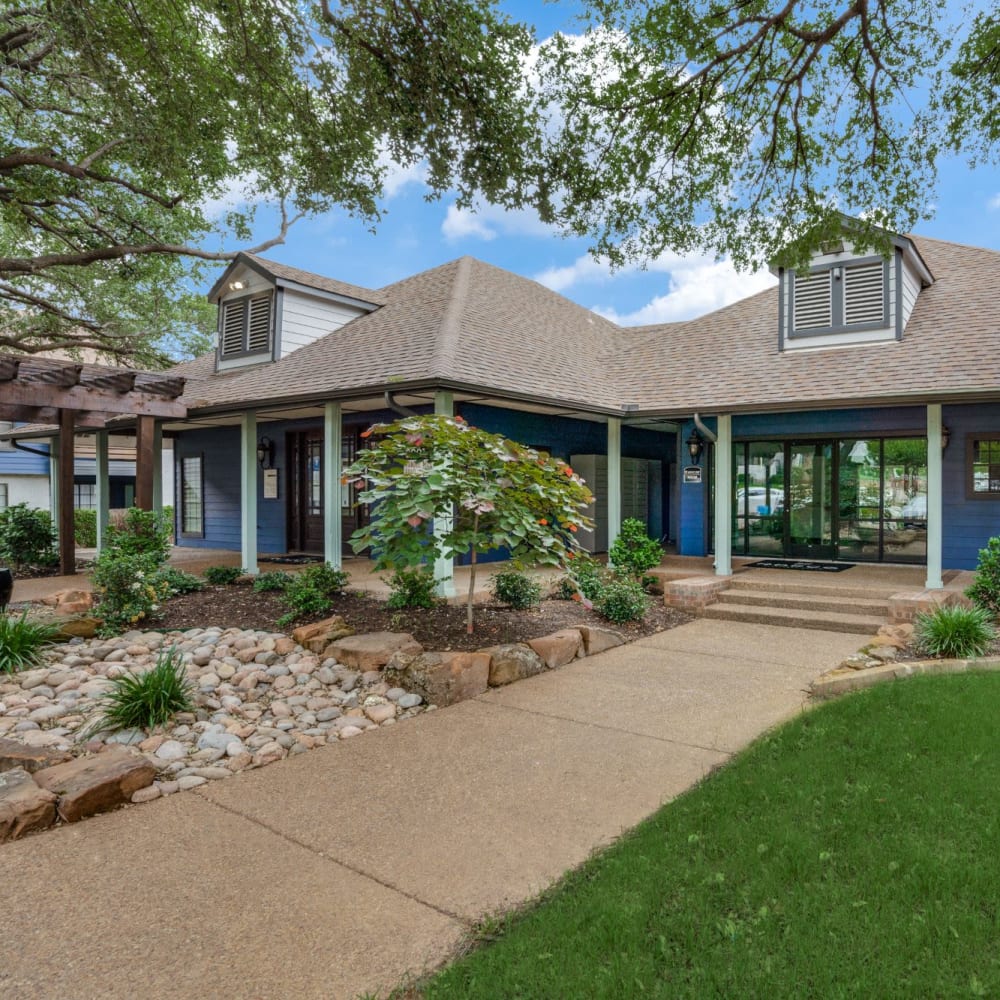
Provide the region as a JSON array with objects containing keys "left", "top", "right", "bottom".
[{"left": 346, "top": 415, "right": 594, "bottom": 632}]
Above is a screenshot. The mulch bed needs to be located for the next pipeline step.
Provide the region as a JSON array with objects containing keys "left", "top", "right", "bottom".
[{"left": 153, "top": 583, "right": 693, "bottom": 652}]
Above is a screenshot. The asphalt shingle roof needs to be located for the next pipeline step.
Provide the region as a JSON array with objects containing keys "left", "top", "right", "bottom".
[{"left": 178, "top": 234, "right": 1000, "bottom": 418}]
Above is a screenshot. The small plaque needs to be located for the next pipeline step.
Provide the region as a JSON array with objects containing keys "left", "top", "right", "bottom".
[
  {"left": 683, "top": 465, "right": 703, "bottom": 484},
  {"left": 263, "top": 468, "right": 279, "bottom": 499}
]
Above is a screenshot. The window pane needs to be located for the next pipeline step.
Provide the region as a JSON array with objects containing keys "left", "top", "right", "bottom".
[
  {"left": 838, "top": 439, "right": 881, "bottom": 562},
  {"left": 181, "top": 456, "right": 203, "bottom": 534},
  {"left": 883, "top": 438, "right": 926, "bottom": 562},
  {"left": 744, "top": 441, "right": 784, "bottom": 557}
]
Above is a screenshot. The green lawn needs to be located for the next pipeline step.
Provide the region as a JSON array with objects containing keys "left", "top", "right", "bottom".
[{"left": 424, "top": 674, "right": 1000, "bottom": 998}]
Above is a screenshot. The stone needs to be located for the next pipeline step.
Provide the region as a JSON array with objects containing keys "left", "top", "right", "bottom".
[
  {"left": 0, "top": 767, "right": 57, "bottom": 842},
  {"left": 840, "top": 653, "right": 881, "bottom": 671},
  {"left": 291, "top": 616, "right": 355, "bottom": 653},
  {"left": 364, "top": 703, "right": 396, "bottom": 724},
  {"left": 338, "top": 725, "right": 364, "bottom": 738},
  {"left": 105, "top": 729, "right": 145, "bottom": 747},
  {"left": 154, "top": 740, "right": 188, "bottom": 762},
  {"left": 177, "top": 775, "right": 207, "bottom": 790},
  {"left": 41, "top": 589, "right": 94, "bottom": 616},
  {"left": 0, "top": 737, "right": 71, "bottom": 774},
  {"left": 196, "top": 730, "right": 241, "bottom": 752},
  {"left": 576, "top": 625, "right": 626, "bottom": 656},
  {"left": 384, "top": 650, "right": 489, "bottom": 707},
  {"left": 325, "top": 632, "right": 423, "bottom": 672},
  {"left": 131, "top": 785, "right": 162, "bottom": 804},
  {"left": 33, "top": 748, "right": 156, "bottom": 822},
  {"left": 527, "top": 629, "right": 584, "bottom": 669},
  {"left": 868, "top": 645, "right": 898, "bottom": 662},
  {"left": 482, "top": 644, "right": 547, "bottom": 687},
  {"left": 56, "top": 617, "right": 101, "bottom": 639},
  {"left": 397, "top": 693, "right": 423, "bottom": 709}
]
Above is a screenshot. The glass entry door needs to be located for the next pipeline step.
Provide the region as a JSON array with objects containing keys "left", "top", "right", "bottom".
[{"left": 786, "top": 441, "right": 835, "bottom": 559}]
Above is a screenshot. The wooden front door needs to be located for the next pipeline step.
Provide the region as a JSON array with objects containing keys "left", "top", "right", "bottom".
[{"left": 288, "top": 428, "right": 367, "bottom": 555}]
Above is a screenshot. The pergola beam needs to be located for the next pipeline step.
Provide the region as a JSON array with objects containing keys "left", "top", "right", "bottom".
[
  {"left": 0, "top": 403, "right": 113, "bottom": 428},
  {"left": 0, "top": 378, "right": 186, "bottom": 418}
]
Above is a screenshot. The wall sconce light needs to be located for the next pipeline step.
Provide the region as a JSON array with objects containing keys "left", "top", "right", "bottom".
[
  {"left": 256, "top": 436, "right": 274, "bottom": 469},
  {"left": 686, "top": 429, "right": 704, "bottom": 465},
  {"left": 228, "top": 280, "right": 245, "bottom": 292},
  {"left": 942, "top": 426, "right": 951, "bottom": 451}
]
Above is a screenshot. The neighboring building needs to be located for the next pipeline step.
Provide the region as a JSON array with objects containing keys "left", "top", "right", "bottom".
[{"left": 157, "top": 227, "right": 998, "bottom": 592}]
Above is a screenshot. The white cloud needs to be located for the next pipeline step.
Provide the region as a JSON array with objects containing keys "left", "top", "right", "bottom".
[
  {"left": 989, "top": 193, "right": 1000, "bottom": 211},
  {"left": 441, "top": 202, "right": 556, "bottom": 242}
]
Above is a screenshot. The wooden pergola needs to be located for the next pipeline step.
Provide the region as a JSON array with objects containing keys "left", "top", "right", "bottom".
[{"left": 0, "top": 354, "right": 187, "bottom": 575}]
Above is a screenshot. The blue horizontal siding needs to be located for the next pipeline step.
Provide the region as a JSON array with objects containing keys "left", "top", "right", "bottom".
[{"left": 0, "top": 442, "right": 50, "bottom": 475}]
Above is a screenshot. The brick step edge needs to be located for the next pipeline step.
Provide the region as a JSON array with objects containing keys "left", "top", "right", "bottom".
[
  {"left": 701, "top": 602, "right": 884, "bottom": 635},
  {"left": 721, "top": 590, "right": 890, "bottom": 616},
  {"left": 726, "top": 579, "right": 904, "bottom": 601}
]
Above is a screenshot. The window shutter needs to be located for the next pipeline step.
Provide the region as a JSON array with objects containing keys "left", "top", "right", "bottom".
[
  {"left": 793, "top": 272, "right": 832, "bottom": 331},
  {"left": 220, "top": 301, "right": 245, "bottom": 357},
  {"left": 246, "top": 293, "right": 273, "bottom": 353},
  {"left": 844, "top": 261, "right": 885, "bottom": 325}
]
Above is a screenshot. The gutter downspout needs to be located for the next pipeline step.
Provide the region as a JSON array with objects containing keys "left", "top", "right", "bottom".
[
  {"left": 383, "top": 391, "right": 418, "bottom": 418},
  {"left": 13, "top": 440, "right": 51, "bottom": 459},
  {"left": 693, "top": 413, "right": 717, "bottom": 443}
]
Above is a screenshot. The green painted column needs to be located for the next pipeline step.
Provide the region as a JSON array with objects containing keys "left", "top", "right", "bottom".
[
  {"left": 48, "top": 437, "right": 59, "bottom": 542},
  {"left": 95, "top": 431, "right": 109, "bottom": 553},
  {"left": 713, "top": 413, "right": 733, "bottom": 577},
  {"left": 926, "top": 403, "right": 944, "bottom": 589},
  {"left": 433, "top": 391, "right": 456, "bottom": 598},
  {"left": 324, "top": 402, "right": 343, "bottom": 569},
  {"left": 240, "top": 412, "right": 259, "bottom": 575},
  {"left": 607, "top": 417, "right": 622, "bottom": 557}
]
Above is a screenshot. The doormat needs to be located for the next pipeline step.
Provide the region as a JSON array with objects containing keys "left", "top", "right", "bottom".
[
  {"left": 746, "top": 559, "right": 855, "bottom": 573},
  {"left": 263, "top": 555, "right": 323, "bottom": 565}
]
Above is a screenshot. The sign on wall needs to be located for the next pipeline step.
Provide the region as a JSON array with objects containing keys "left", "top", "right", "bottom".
[
  {"left": 683, "top": 466, "right": 703, "bottom": 484},
  {"left": 263, "top": 469, "right": 279, "bottom": 499}
]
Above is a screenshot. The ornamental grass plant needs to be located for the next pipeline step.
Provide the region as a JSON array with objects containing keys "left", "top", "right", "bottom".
[
  {"left": 0, "top": 611, "right": 63, "bottom": 673},
  {"left": 914, "top": 603, "right": 996, "bottom": 659}
]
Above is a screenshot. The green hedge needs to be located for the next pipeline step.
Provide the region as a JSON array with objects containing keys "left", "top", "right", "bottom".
[{"left": 74, "top": 508, "right": 97, "bottom": 546}]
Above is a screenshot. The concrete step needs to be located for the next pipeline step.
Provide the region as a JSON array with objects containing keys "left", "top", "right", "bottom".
[
  {"left": 727, "top": 577, "right": 899, "bottom": 601},
  {"left": 702, "top": 601, "right": 885, "bottom": 635},
  {"left": 721, "top": 588, "right": 890, "bottom": 617}
]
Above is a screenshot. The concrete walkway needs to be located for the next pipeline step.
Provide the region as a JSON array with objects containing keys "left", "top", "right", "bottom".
[{"left": 0, "top": 619, "right": 861, "bottom": 999}]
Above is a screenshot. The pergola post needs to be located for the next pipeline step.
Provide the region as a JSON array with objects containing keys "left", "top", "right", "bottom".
[
  {"left": 241, "top": 412, "right": 259, "bottom": 575},
  {"left": 135, "top": 415, "right": 155, "bottom": 511},
  {"left": 58, "top": 409, "right": 76, "bottom": 575},
  {"left": 152, "top": 422, "right": 163, "bottom": 511},
  {"left": 926, "top": 403, "right": 944, "bottom": 589},
  {"left": 433, "top": 391, "right": 456, "bottom": 598},
  {"left": 324, "top": 402, "right": 343, "bottom": 569},
  {"left": 95, "top": 431, "right": 110, "bottom": 553}
]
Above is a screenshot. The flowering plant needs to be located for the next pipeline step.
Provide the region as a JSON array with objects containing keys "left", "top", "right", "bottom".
[{"left": 345, "top": 414, "right": 594, "bottom": 632}]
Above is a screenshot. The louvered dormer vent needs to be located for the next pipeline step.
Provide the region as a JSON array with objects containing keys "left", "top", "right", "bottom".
[
  {"left": 844, "top": 260, "right": 885, "bottom": 325},
  {"left": 219, "top": 291, "right": 274, "bottom": 360},
  {"left": 793, "top": 272, "right": 832, "bottom": 331}
]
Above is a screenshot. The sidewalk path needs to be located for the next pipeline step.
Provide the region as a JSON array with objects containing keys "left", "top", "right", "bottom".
[{"left": 0, "top": 619, "right": 861, "bottom": 999}]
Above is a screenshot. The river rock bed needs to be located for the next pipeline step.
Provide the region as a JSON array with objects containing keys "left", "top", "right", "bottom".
[{"left": 0, "top": 626, "right": 430, "bottom": 804}]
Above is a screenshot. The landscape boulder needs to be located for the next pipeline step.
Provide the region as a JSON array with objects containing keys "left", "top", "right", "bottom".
[
  {"left": 482, "top": 644, "right": 546, "bottom": 687},
  {"left": 40, "top": 589, "right": 94, "bottom": 616},
  {"left": 33, "top": 747, "right": 157, "bottom": 822},
  {"left": 576, "top": 625, "right": 626, "bottom": 656},
  {"left": 326, "top": 632, "right": 423, "bottom": 671},
  {"left": 0, "top": 737, "right": 71, "bottom": 774},
  {"left": 290, "top": 615, "right": 355, "bottom": 653},
  {"left": 384, "top": 650, "right": 489, "bottom": 706},
  {"left": 0, "top": 767, "right": 57, "bottom": 842},
  {"left": 528, "top": 629, "right": 584, "bottom": 669}
]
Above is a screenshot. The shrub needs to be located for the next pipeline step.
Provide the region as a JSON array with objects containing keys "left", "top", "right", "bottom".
[
  {"left": 155, "top": 566, "right": 205, "bottom": 596},
  {"left": 609, "top": 518, "right": 662, "bottom": 577},
  {"left": 0, "top": 503, "right": 57, "bottom": 569},
  {"left": 595, "top": 575, "right": 649, "bottom": 624},
  {"left": 914, "top": 604, "right": 997, "bottom": 659},
  {"left": 385, "top": 567, "right": 438, "bottom": 609},
  {"left": 491, "top": 568, "right": 542, "bottom": 609},
  {"left": 92, "top": 552, "right": 171, "bottom": 635},
  {"left": 203, "top": 565, "right": 245, "bottom": 585},
  {"left": 88, "top": 646, "right": 194, "bottom": 734},
  {"left": 557, "top": 554, "right": 608, "bottom": 601},
  {"left": 105, "top": 507, "right": 171, "bottom": 564},
  {"left": 966, "top": 536, "right": 1000, "bottom": 618},
  {"left": 277, "top": 563, "right": 350, "bottom": 626},
  {"left": 0, "top": 611, "right": 63, "bottom": 673},
  {"left": 74, "top": 508, "right": 97, "bottom": 547},
  {"left": 253, "top": 570, "right": 294, "bottom": 592}
]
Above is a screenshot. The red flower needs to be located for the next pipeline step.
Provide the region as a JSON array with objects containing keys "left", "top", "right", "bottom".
[
  {"left": 538, "top": 518, "right": 548, "bottom": 526},
  {"left": 563, "top": 466, "right": 573, "bottom": 476},
  {"left": 454, "top": 415, "right": 465, "bottom": 424},
  {"left": 360, "top": 428, "right": 373, "bottom": 439},
  {"left": 567, "top": 524, "right": 578, "bottom": 533},
  {"left": 571, "top": 592, "right": 581, "bottom": 602}
]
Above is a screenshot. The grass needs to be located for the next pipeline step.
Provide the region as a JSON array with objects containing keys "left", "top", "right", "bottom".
[
  {"left": 87, "top": 645, "right": 194, "bottom": 734},
  {"left": 914, "top": 603, "right": 997, "bottom": 658},
  {"left": 0, "top": 610, "right": 63, "bottom": 673},
  {"left": 425, "top": 673, "right": 1000, "bottom": 998}
]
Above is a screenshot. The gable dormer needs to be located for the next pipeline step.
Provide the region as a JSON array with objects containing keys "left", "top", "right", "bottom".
[
  {"left": 208, "top": 254, "right": 383, "bottom": 372},
  {"left": 774, "top": 230, "right": 933, "bottom": 351}
]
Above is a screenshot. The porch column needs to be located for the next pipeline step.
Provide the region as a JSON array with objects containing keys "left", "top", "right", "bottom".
[
  {"left": 135, "top": 415, "right": 154, "bottom": 511},
  {"left": 151, "top": 422, "right": 163, "bottom": 510},
  {"left": 713, "top": 413, "right": 733, "bottom": 577},
  {"left": 433, "top": 390, "right": 456, "bottom": 598},
  {"left": 324, "top": 402, "right": 343, "bottom": 569},
  {"left": 58, "top": 409, "right": 76, "bottom": 576},
  {"left": 240, "top": 412, "right": 259, "bottom": 575},
  {"left": 607, "top": 417, "right": 622, "bottom": 556},
  {"left": 95, "top": 431, "right": 110, "bottom": 554},
  {"left": 48, "top": 438, "right": 59, "bottom": 541},
  {"left": 926, "top": 403, "right": 944, "bottom": 589}
]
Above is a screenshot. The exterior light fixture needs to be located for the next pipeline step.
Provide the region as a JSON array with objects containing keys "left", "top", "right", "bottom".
[
  {"left": 256, "top": 435, "right": 274, "bottom": 469},
  {"left": 686, "top": 429, "right": 704, "bottom": 464},
  {"left": 228, "top": 280, "right": 245, "bottom": 291},
  {"left": 942, "top": 426, "right": 951, "bottom": 451}
]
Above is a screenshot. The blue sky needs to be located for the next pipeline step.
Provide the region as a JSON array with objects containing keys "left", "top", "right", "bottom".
[{"left": 199, "top": 1, "right": 1000, "bottom": 328}]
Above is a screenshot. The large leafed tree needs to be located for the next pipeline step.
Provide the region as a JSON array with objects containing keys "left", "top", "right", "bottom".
[{"left": 0, "top": 0, "right": 537, "bottom": 364}]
